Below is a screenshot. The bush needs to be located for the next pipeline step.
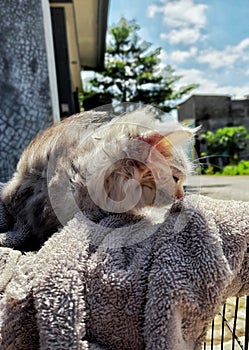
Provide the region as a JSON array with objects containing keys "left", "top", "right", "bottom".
[
  {"left": 200, "top": 126, "right": 249, "bottom": 166},
  {"left": 222, "top": 165, "right": 239, "bottom": 175},
  {"left": 237, "top": 160, "right": 249, "bottom": 175},
  {"left": 221, "top": 160, "right": 249, "bottom": 175}
]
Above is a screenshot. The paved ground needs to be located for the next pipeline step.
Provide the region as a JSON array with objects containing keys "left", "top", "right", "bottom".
[{"left": 185, "top": 175, "right": 249, "bottom": 201}]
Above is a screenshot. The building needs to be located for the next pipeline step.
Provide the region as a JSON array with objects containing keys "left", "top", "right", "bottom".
[
  {"left": 178, "top": 94, "right": 249, "bottom": 160},
  {"left": 231, "top": 98, "right": 249, "bottom": 128},
  {"left": 178, "top": 94, "right": 249, "bottom": 132},
  {"left": 49, "top": 0, "right": 109, "bottom": 117}
]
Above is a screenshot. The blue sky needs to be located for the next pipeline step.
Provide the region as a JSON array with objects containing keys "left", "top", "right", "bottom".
[{"left": 108, "top": 0, "right": 249, "bottom": 100}]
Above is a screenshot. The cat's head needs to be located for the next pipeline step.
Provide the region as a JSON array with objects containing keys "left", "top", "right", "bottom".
[{"left": 69, "top": 110, "right": 198, "bottom": 214}]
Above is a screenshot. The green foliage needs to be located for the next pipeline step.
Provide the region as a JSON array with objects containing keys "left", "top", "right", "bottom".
[
  {"left": 85, "top": 17, "right": 197, "bottom": 114},
  {"left": 201, "top": 126, "right": 249, "bottom": 165},
  {"left": 204, "top": 166, "right": 215, "bottom": 175},
  {"left": 200, "top": 160, "right": 249, "bottom": 175},
  {"left": 78, "top": 91, "right": 87, "bottom": 112},
  {"left": 222, "top": 161, "right": 249, "bottom": 175},
  {"left": 221, "top": 165, "right": 239, "bottom": 175},
  {"left": 237, "top": 160, "right": 249, "bottom": 174}
]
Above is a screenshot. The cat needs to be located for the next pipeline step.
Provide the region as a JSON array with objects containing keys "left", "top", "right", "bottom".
[{"left": 1, "top": 108, "right": 198, "bottom": 250}]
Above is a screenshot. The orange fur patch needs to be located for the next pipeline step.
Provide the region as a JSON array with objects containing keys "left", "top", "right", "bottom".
[{"left": 139, "top": 133, "right": 172, "bottom": 158}]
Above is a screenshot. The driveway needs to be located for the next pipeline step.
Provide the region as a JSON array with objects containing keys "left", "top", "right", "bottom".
[{"left": 186, "top": 175, "right": 249, "bottom": 201}]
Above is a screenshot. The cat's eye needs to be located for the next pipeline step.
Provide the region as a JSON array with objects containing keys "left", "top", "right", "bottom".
[{"left": 173, "top": 176, "right": 179, "bottom": 183}]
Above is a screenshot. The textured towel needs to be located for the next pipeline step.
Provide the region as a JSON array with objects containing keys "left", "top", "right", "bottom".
[{"left": 0, "top": 194, "right": 248, "bottom": 350}]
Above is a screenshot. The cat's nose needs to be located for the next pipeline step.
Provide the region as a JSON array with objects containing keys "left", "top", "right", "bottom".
[
  {"left": 176, "top": 194, "right": 183, "bottom": 200},
  {"left": 175, "top": 189, "right": 184, "bottom": 200}
]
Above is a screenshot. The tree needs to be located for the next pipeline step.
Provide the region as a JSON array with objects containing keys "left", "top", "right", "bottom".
[
  {"left": 84, "top": 17, "right": 197, "bottom": 114},
  {"left": 201, "top": 126, "right": 249, "bottom": 166}
]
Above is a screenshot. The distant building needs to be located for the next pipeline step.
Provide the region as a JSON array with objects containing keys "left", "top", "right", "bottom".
[
  {"left": 178, "top": 94, "right": 249, "bottom": 132},
  {"left": 178, "top": 94, "right": 249, "bottom": 159},
  {"left": 231, "top": 98, "right": 249, "bottom": 128}
]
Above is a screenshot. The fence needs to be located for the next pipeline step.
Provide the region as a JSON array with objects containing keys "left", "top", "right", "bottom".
[{"left": 203, "top": 296, "right": 249, "bottom": 350}]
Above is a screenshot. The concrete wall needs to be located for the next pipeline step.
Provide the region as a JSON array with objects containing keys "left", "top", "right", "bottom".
[
  {"left": 178, "top": 95, "right": 232, "bottom": 132},
  {"left": 178, "top": 95, "right": 249, "bottom": 160},
  {"left": 0, "top": 0, "right": 59, "bottom": 182},
  {"left": 177, "top": 96, "right": 196, "bottom": 124},
  {"left": 231, "top": 99, "right": 249, "bottom": 131},
  {"left": 178, "top": 94, "right": 249, "bottom": 133}
]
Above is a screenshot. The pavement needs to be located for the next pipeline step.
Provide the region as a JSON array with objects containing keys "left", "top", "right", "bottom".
[{"left": 185, "top": 175, "right": 249, "bottom": 201}]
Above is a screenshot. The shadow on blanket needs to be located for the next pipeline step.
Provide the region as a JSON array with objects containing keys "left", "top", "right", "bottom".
[{"left": 0, "top": 193, "right": 248, "bottom": 350}]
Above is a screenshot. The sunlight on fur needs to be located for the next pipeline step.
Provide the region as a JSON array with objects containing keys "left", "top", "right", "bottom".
[
  {"left": 1, "top": 106, "right": 199, "bottom": 249},
  {"left": 73, "top": 109, "right": 198, "bottom": 213}
]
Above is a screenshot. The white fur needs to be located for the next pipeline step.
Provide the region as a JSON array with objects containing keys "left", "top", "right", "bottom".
[
  {"left": 2, "top": 109, "right": 198, "bottom": 249},
  {"left": 70, "top": 110, "right": 197, "bottom": 213}
]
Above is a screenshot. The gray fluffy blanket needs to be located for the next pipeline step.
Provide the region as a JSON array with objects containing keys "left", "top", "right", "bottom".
[{"left": 0, "top": 193, "right": 248, "bottom": 350}]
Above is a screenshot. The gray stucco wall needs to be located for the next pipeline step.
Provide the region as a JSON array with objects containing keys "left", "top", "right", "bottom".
[
  {"left": 178, "top": 95, "right": 249, "bottom": 160},
  {"left": 231, "top": 99, "right": 249, "bottom": 131},
  {"left": 178, "top": 95, "right": 249, "bottom": 133},
  {"left": 178, "top": 95, "right": 232, "bottom": 132},
  {"left": 0, "top": 0, "right": 55, "bottom": 182}
]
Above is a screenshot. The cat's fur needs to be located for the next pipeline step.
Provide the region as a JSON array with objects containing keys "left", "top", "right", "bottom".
[{"left": 1, "top": 109, "right": 198, "bottom": 250}]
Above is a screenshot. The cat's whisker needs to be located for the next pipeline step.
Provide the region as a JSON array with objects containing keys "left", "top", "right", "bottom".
[{"left": 192, "top": 155, "right": 224, "bottom": 162}]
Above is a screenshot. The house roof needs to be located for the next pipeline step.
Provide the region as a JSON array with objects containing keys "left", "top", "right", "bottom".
[
  {"left": 49, "top": 0, "right": 109, "bottom": 91},
  {"left": 73, "top": 0, "right": 109, "bottom": 70}
]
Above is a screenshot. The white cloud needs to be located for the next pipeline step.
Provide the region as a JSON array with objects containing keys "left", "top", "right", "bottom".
[
  {"left": 161, "top": 28, "right": 201, "bottom": 45},
  {"left": 159, "top": 49, "right": 168, "bottom": 63},
  {"left": 148, "top": 0, "right": 208, "bottom": 45},
  {"left": 197, "top": 49, "right": 238, "bottom": 69},
  {"left": 147, "top": 2, "right": 249, "bottom": 101},
  {"left": 159, "top": 47, "right": 198, "bottom": 65},
  {"left": 148, "top": 0, "right": 207, "bottom": 28},
  {"left": 176, "top": 68, "right": 212, "bottom": 90},
  {"left": 176, "top": 68, "right": 249, "bottom": 99},
  {"left": 147, "top": 4, "right": 160, "bottom": 18},
  {"left": 169, "top": 47, "right": 198, "bottom": 63},
  {"left": 237, "top": 38, "right": 249, "bottom": 51},
  {"left": 197, "top": 38, "right": 249, "bottom": 69}
]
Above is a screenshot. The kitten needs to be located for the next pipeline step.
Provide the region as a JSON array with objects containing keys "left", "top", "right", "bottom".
[{"left": 1, "top": 109, "right": 197, "bottom": 250}]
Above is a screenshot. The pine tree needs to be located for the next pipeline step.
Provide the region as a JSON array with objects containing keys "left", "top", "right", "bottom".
[{"left": 84, "top": 17, "right": 197, "bottom": 114}]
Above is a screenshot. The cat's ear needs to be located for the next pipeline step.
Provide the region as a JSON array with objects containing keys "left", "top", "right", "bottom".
[
  {"left": 147, "top": 130, "right": 194, "bottom": 157},
  {"left": 151, "top": 136, "right": 172, "bottom": 158},
  {"left": 147, "top": 128, "right": 199, "bottom": 160},
  {"left": 166, "top": 127, "right": 199, "bottom": 146},
  {"left": 141, "top": 134, "right": 172, "bottom": 158}
]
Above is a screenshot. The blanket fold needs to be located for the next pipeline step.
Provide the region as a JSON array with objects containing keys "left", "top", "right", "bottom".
[{"left": 0, "top": 194, "right": 248, "bottom": 350}]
